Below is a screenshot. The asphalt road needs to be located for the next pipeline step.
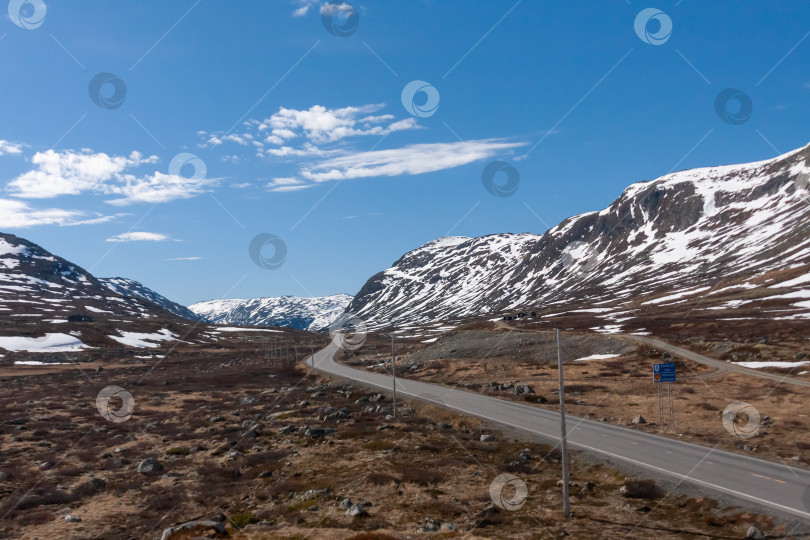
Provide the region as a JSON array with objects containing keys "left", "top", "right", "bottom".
[{"left": 308, "top": 342, "right": 810, "bottom": 522}]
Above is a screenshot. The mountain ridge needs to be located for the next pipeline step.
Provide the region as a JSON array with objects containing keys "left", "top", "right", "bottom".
[
  {"left": 344, "top": 142, "right": 810, "bottom": 332},
  {"left": 189, "top": 294, "right": 352, "bottom": 331}
]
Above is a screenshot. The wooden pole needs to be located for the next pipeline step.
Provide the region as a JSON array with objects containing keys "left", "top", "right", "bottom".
[{"left": 556, "top": 329, "right": 571, "bottom": 518}]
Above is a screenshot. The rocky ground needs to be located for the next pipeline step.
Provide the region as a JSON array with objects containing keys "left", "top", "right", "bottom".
[
  {"left": 0, "top": 330, "right": 791, "bottom": 539},
  {"left": 344, "top": 324, "right": 810, "bottom": 474}
]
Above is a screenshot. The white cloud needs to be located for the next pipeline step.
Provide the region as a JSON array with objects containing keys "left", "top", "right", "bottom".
[
  {"left": 0, "top": 198, "right": 117, "bottom": 228},
  {"left": 299, "top": 139, "right": 527, "bottom": 182},
  {"left": 230, "top": 182, "right": 251, "bottom": 189},
  {"left": 6, "top": 149, "right": 213, "bottom": 205},
  {"left": 167, "top": 256, "right": 201, "bottom": 261},
  {"left": 259, "top": 143, "right": 336, "bottom": 158},
  {"left": 203, "top": 104, "right": 421, "bottom": 156},
  {"left": 292, "top": 0, "right": 316, "bottom": 17},
  {"left": 0, "top": 140, "right": 26, "bottom": 156},
  {"left": 105, "top": 172, "right": 212, "bottom": 206},
  {"left": 266, "top": 177, "right": 314, "bottom": 193},
  {"left": 106, "top": 232, "right": 170, "bottom": 243},
  {"left": 8, "top": 150, "right": 157, "bottom": 198},
  {"left": 262, "top": 104, "right": 418, "bottom": 144}
]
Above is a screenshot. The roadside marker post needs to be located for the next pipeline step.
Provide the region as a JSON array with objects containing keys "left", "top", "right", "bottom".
[
  {"left": 391, "top": 335, "right": 397, "bottom": 420},
  {"left": 556, "top": 329, "right": 571, "bottom": 518},
  {"left": 653, "top": 362, "right": 676, "bottom": 431}
]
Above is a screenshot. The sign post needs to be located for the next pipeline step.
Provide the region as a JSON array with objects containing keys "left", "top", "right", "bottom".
[{"left": 652, "top": 362, "right": 676, "bottom": 431}]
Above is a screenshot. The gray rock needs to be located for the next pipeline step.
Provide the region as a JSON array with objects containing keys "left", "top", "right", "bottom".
[
  {"left": 631, "top": 415, "right": 646, "bottom": 425},
  {"left": 303, "top": 488, "right": 328, "bottom": 500},
  {"left": 441, "top": 522, "right": 459, "bottom": 531},
  {"left": 279, "top": 424, "right": 296, "bottom": 435},
  {"left": 137, "top": 458, "right": 162, "bottom": 475},
  {"left": 160, "top": 520, "right": 225, "bottom": 540},
  {"left": 339, "top": 498, "right": 353, "bottom": 508},
  {"left": 746, "top": 526, "right": 765, "bottom": 540},
  {"left": 480, "top": 434, "right": 496, "bottom": 442},
  {"left": 64, "top": 514, "right": 81, "bottom": 522},
  {"left": 346, "top": 504, "right": 369, "bottom": 518},
  {"left": 513, "top": 384, "right": 535, "bottom": 395}
]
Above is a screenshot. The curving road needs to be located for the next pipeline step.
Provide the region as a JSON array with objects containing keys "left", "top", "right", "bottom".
[{"left": 308, "top": 342, "right": 810, "bottom": 522}]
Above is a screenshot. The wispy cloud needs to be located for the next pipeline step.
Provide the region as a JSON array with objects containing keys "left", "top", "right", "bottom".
[
  {"left": 7, "top": 149, "right": 214, "bottom": 205},
  {"left": 266, "top": 177, "right": 314, "bottom": 192},
  {"left": 167, "top": 256, "right": 201, "bottom": 261},
  {"left": 106, "top": 232, "right": 170, "bottom": 243},
  {"left": 299, "top": 139, "right": 527, "bottom": 183},
  {"left": 0, "top": 198, "right": 118, "bottom": 228}
]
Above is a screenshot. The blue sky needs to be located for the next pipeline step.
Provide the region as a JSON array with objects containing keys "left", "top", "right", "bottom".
[{"left": 1, "top": 1, "right": 809, "bottom": 306}]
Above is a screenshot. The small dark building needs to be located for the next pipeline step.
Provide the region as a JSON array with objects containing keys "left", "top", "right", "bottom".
[
  {"left": 67, "top": 314, "right": 94, "bottom": 323},
  {"left": 531, "top": 311, "right": 537, "bottom": 317}
]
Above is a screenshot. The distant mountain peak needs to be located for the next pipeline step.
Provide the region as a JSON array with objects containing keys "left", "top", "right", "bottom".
[{"left": 189, "top": 294, "right": 352, "bottom": 331}]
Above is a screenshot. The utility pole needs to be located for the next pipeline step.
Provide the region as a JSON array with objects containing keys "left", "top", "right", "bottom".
[
  {"left": 556, "top": 329, "right": 571, "bottom": 518},
  {"left": 391, "top": 334, "right": 397, "bottom": 420}
]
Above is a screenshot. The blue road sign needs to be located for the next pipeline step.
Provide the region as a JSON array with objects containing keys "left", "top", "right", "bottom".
[{"left": 653, "top": 362, "right": 676, "bottom": 383}]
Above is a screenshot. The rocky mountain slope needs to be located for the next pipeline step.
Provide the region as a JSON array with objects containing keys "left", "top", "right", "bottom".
[
  {"left": 99, "top": 277, "right": 201, "bottom": 321},
  {"left": 346, "top": 143, "right": 810, "bottom": 332},
  {"left": 0, "top": 233, "right": 173, "bottom": 324},
  {"left": 189, "top": 294, "right": 352, "bottom": 331}
]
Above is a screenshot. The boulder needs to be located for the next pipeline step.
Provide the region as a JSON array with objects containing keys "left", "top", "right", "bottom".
[
  {"left": 631, "top": 415, "right": 646, "bottom": 425},
  {"left": 745, "top": 526, "right": 765, "bottom": 540},
  {"left": 346, "top": 504, "right": 368, "bottom": 518},
  {"left": 137, "top": 458, "right": 163, "bottom": 475},
  {"left": 619, "top": 479, "right": 663, "bottom": 499},
  {"left": 160, "top": 520, "right": 225, "bottom": 540}
]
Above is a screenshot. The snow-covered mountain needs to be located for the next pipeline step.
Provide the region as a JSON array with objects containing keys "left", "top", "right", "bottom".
[
  {"left": 99, "top": 277, "right": 201, "bottom": 321},
  {"left": 346, "top": 142, "right": 810, "bottom": 331},
  {"left": 189, "top": 294, "right": 353, "bottom": 331},
  {"left": 0, "top": 233, "right": 178, "bottom": 323}
]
